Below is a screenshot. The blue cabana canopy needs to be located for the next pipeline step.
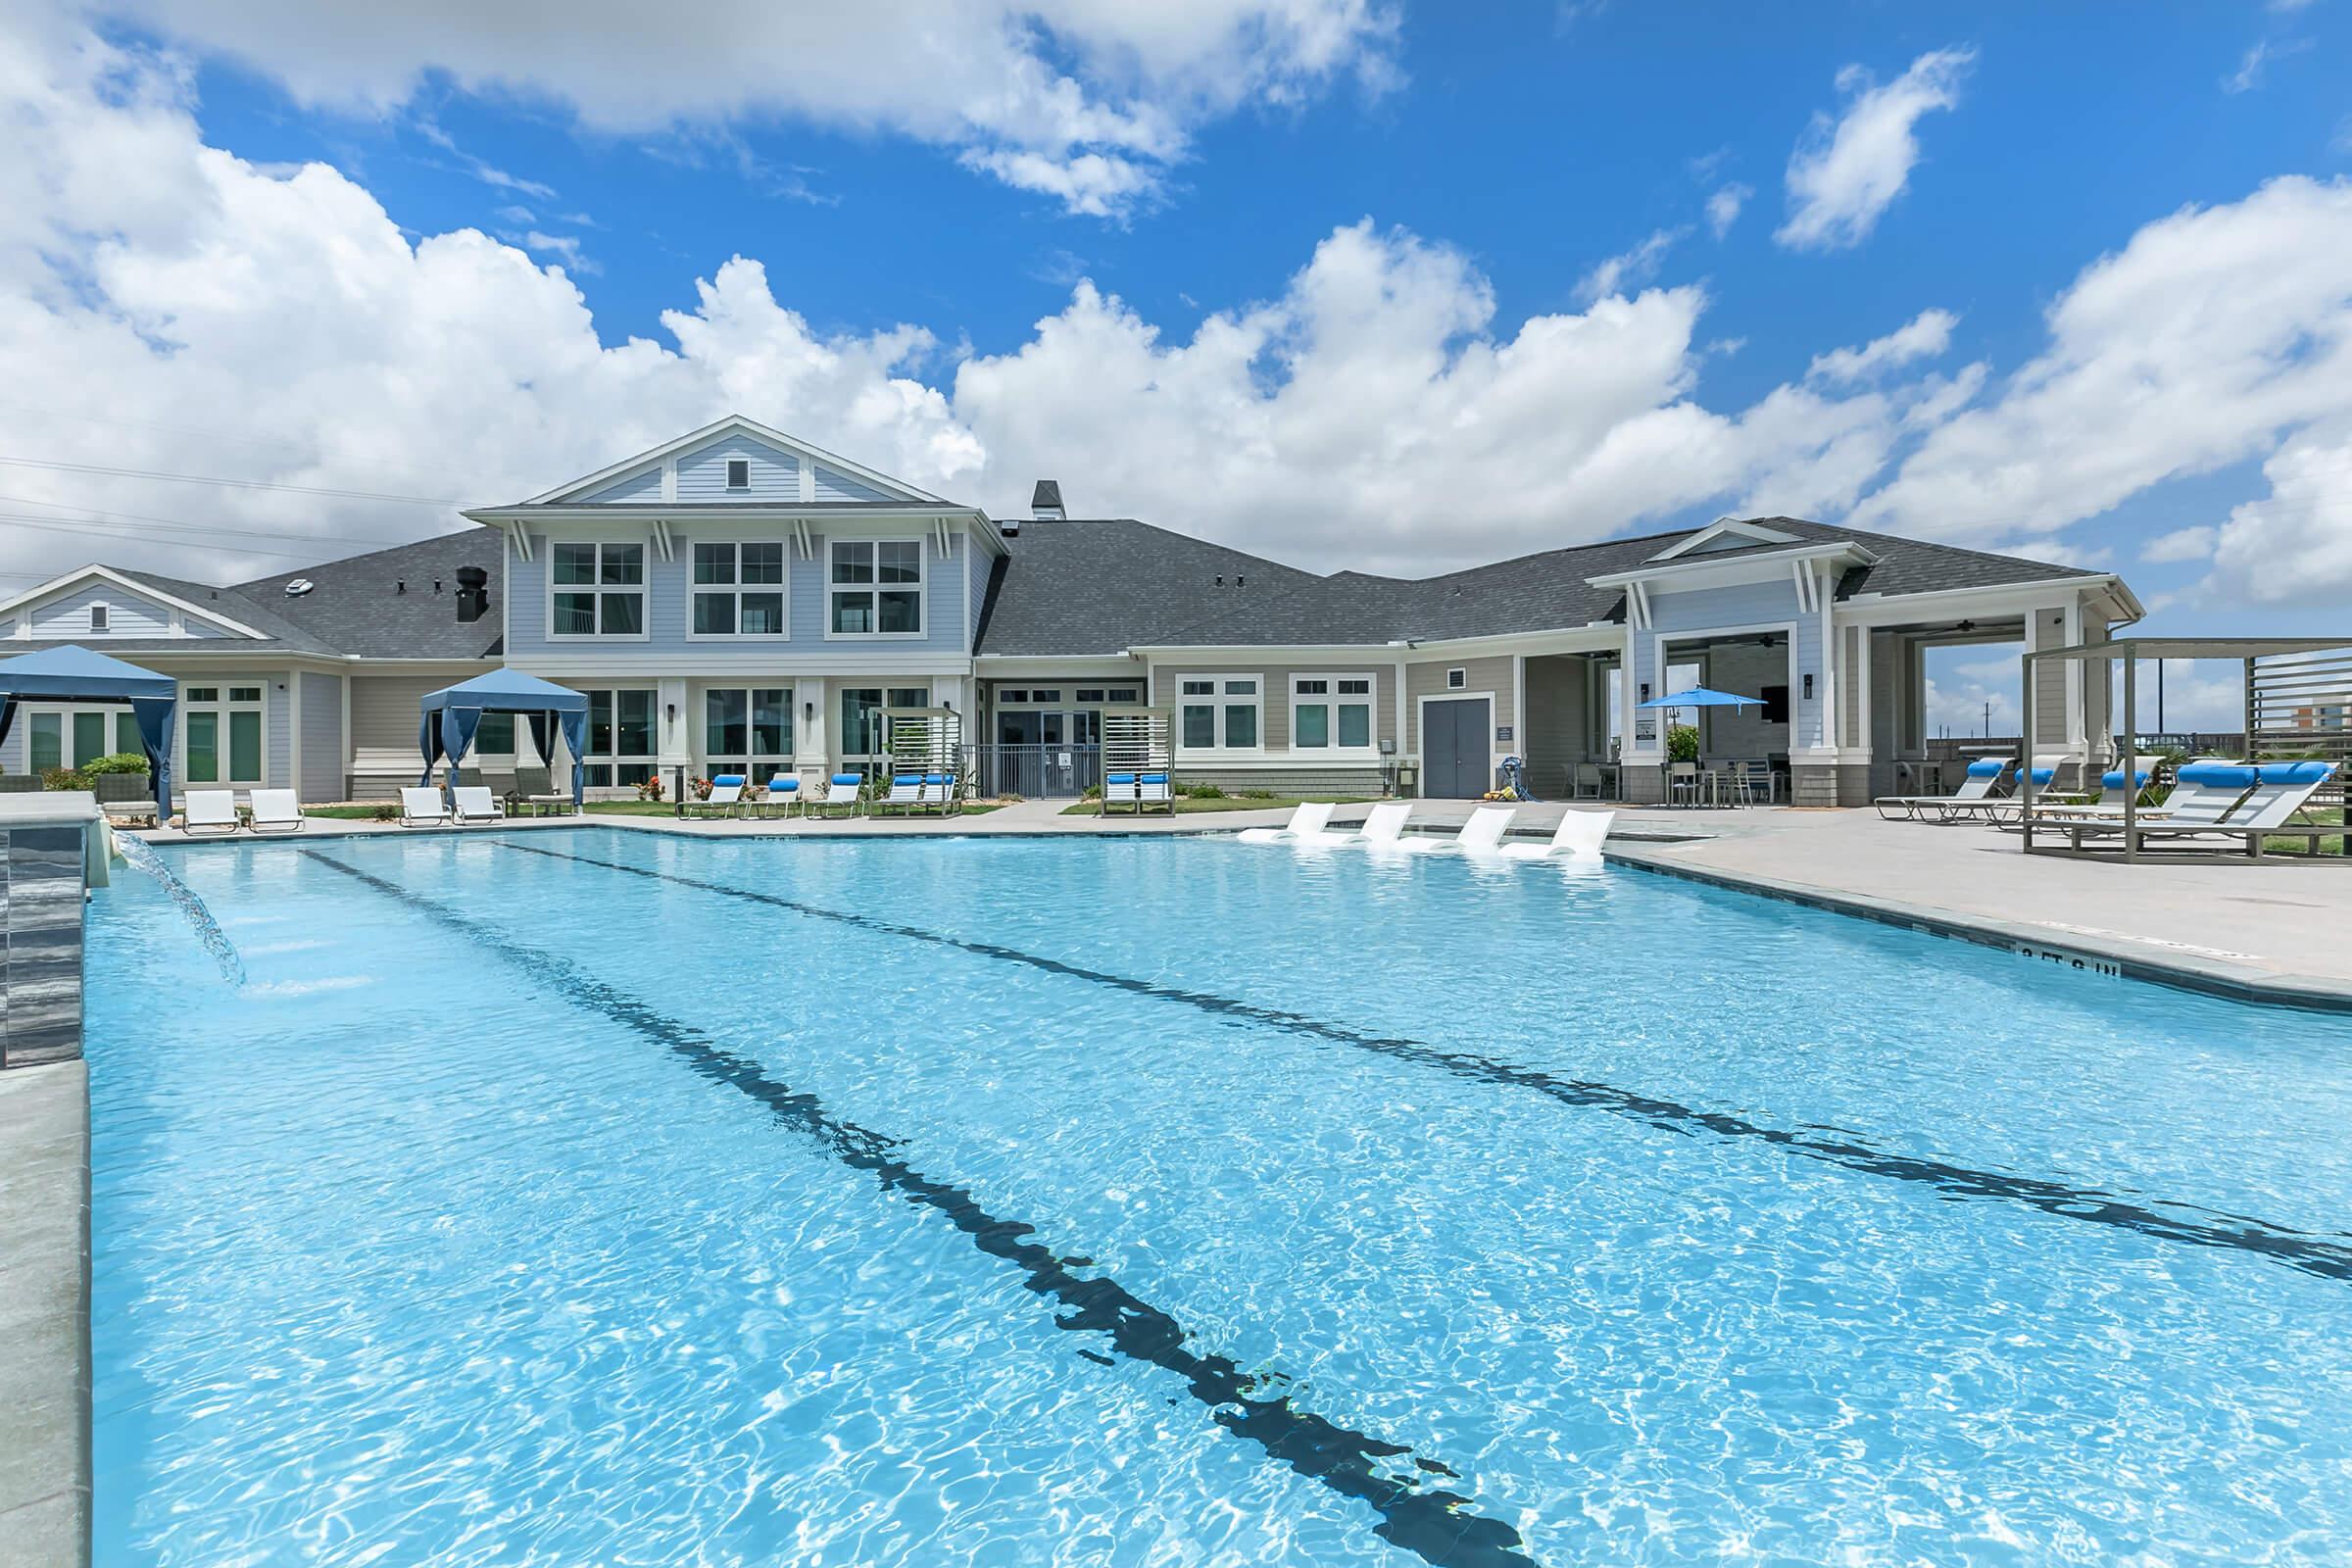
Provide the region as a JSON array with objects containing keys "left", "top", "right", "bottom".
[
  {"left": 419, "top": 669, "right": 590, "bottom": 805},
  {"left": 1637, "top": 686, "right": 1759, "bottom": 710},
  {"left": 0, "top": 645, "right": 176, "bottom": 807}
]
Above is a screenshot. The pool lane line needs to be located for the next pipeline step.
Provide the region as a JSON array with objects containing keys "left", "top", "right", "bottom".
[
  {"left": 502, "top": 839, "right": 2352, "bottom": 1288},
  {"left": 296, "top": 849, "right": 1540, "bottom": 1568}
]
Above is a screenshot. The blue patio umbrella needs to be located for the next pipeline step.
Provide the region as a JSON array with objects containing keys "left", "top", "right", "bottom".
[{"left": 1636, "top": 687, "right": 1759, "bottom": 710}]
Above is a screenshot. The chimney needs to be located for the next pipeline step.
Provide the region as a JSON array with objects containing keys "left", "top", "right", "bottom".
[
  {"left": 1030, "top": 479, "right": 1064, "bottom": 521},
  {"left": 456, "top": 564, "right": 490, "bottom": 623}
]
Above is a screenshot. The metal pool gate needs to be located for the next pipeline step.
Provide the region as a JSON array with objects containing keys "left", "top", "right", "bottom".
[{"left": 972, "top": 744, "right": 1103, "bottom": 799}]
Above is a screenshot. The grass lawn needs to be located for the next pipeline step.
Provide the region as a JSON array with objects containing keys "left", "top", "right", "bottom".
[
  {"left": 1058, "top": 795, "right": 1374, "bottom": 816},
  {"left": 306, "top": 805, "right": 396, "bottom": 820}
]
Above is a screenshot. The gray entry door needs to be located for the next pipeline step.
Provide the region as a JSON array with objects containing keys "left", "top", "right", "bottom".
[{"left": 1422, "top": 697, "right": 1491, "bottom": 798}]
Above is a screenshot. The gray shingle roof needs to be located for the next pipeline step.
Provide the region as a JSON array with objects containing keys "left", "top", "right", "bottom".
[
  {"left": 975, "top": 514, "right": 2105, "bottom": 655},
  {"left": 233, "top": 531, "right": 505, "bottom": 660}
]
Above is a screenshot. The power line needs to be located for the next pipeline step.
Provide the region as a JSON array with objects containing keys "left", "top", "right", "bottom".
[
  {"left": 0, "top": 455, "right": 459, "bottom": 507},
  {"left": 0, "top": 493, "right": 439, "bottom": 552}
]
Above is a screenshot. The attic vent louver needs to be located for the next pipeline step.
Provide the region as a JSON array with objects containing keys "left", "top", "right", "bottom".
[{"left": 283, "top": 578, "right": 315, "bottom": 597}]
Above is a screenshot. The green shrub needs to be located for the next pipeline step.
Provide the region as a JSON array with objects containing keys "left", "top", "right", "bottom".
[
  {"left": 83, "top": 752, "right": 151, "bottom": 775},
  {"left": 1079, "top": 784, "right": 1102, "bottom": 801},
  {"left": 1179, "top": 780, "right": 1224, "bottom": 799},
  {"left": 40, "top": 766, "right": 87, "bottom": 791},
  {"left": 1238, "top": 788, "right": 1277, "bottom": 800},
  {"left": 371, "top": 802, "right": 401, "bottom": 822},
  {"left": 1667, "top": 723, "right": 1700, "bottom": 764}
]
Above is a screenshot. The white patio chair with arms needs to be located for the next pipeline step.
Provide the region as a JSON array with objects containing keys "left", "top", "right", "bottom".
[
  {"left": 452, "top": 786, "right": 506, "bottom": 825},
  {"left": 183, "top": 790, "right": 240, "bottom": 836},
  {"left": 246, "top": 788, "right": 305, "bottom": 834},
  {"left": 399, "top": 786, "right": 451, "bottom": 827}
]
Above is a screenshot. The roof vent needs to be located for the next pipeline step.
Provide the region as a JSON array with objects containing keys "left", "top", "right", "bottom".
[
  {"left": 1031, "top": 479, "right": 1064, "bottom": 521},
  {"left": 283, "top": 578, "right": 315, "bottom": 597},
  {"left": 455, "top": 564, "right": 490, "bottom": 623}
]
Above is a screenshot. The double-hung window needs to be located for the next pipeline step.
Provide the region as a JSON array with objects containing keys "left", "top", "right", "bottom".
[
  {"left": 181, "top": 685, "right": 265, "bottom": 787},
  {"left": 1292, "top": 674, "right": 1376, "bottom": 751},
  {"left": 828, "top": 540, "right": 923, "bottom": 635},
  {"left": 1178, "top": 676, "right": 1259, "bottom": 751},
  {"left": 551, "top": 542, "right": 645, "bottom": 637},
  {"left": 692, "top": 541, "right": 786, "bottom": 637}
]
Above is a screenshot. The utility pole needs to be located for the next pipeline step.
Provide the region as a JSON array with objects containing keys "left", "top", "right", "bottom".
[
  {"left": 2156, "top": 660, "right": 2165, "bottom": 736},
  {"left": 1983, "top": 699, "right": 1990, "bottom": 738}
]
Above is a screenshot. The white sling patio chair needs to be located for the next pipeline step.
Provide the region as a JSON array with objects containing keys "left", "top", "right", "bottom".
[
  {"left": 2052, "top": 761, "right": 2335, "bottom": 854},
  {"left": 1499, "top": 808, "right": 1614, "bottom": 860},
  {"left": 452, "top": 786, "right": 507, "bottom": 825},
  {"left": 246, "top": 788, "right": 305, "bottom": 834},
  {"left": 399, "top": 786, "right": 451, "bottom": 827},
  {"left": 183, "top": 789, "right": 240, "bottom": 836},
  {"left": 682, "top": 775, "right": 746, "bottom": 819},
  {"left": 1875, "top": 758, "right": 2009, "bottom": 821}
]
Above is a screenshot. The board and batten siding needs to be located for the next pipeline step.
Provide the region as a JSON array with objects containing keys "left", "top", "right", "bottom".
[
  {"left": 2032, "top": 606, "right": 2069, "bottom": 749},
  {"left": 1520, "top": 658, "right": 1591, "bottom": 791},
  {"left": 299, "top": 672, "right": 343, "bottom": 801},
  {"left": 1403, "top": 656, "right": 1516, "bottom": 754},
  {"left": 1151, "top": 663, "right": 1399, "bottom": 752},
  {"left": 504, "top": 527, "right": 974, "bottom": 663}
]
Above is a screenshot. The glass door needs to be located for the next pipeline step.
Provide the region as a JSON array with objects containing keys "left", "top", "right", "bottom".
[{"left": 180, "top": 685, "right": 265, "bottom": 787}]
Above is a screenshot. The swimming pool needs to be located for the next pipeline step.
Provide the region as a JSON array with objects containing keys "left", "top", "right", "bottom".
[{"left": 87, "top": 828, "right": 2352, "bottom": 1566}]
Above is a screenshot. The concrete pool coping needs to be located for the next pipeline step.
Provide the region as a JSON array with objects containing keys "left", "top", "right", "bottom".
[{"left": 0, "top": 1060, "right": 90, "bottom": 1568}]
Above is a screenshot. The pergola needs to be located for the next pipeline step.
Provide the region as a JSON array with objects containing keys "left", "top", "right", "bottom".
[
  {"left": 0, "top": 646, "right": 176, "bottom": 806},
  {"left": 2021, "top": 635, "right": 2351, "bottom": 860},
  {"left": 419, "top": 669, "right": 590, "bottom": 806}
]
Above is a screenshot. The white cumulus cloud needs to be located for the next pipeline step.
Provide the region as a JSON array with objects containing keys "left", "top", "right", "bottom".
[
  {"left": 1807, "top": 309, "right": 1959, "bottom": 383},
  {"left": 1777, "top": 46, "right": 1975, "bottom": 252},
  {"left": 89, "top": 0, "right": 1401, "bottom": 218}
]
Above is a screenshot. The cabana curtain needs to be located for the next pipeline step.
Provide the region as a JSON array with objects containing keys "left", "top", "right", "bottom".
[
  {"left": 0, "top": 645, "right": 177, "bottom": 808},
  {"left": 417, "top": 669, "right": 591, "bottom": 806}
]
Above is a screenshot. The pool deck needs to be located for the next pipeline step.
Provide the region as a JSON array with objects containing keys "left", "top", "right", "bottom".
[
  {"left": 0, "top": 1060, "right": 89, "bottom": 1568},
  {"left": 124, "top": 796, "right": 2352, "bottom": 1004}
]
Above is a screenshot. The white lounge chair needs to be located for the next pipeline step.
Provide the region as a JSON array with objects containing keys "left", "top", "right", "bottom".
[
  {"left": 1875, "top": 758, "right": 2009, "bottom": 821},
  {"left": 1499, "top": 808, "right": 1614, "bottom": 860},
  {"left": 2050, "top": 761, "right": 2336, "bottom": 854},
  {"left": 683, "top": 775, "right": 745, "bottom": 819},
  {"left": 1349, "top": 802, "right": 1415, "bottom": 847},
  {"left": 246, "top": 788, "right": 305, "bottom": 834},
  {"left": 183, "top": 789, "right": 240, "bottom": 836},
  {"left": 874, "top": 771, "right": 924, "bottom": 814},
  {"left": 400, "top": 786, "right": 452, "bottom": 827},
  {"left": 1238, "top": 802, "right": 1342, "bottom": 845},
  {"left": 452, "top": 785, "right": 506, "bottom": 825},
  {"left": 1137, "top": 771, "right": 1174, "bottom": 813},
  {"left": 1400, "top": 804, "right": 1517, "bottom": 855},
  {"left": 2025, "top": 759, "right": 2229, "bottom": 821},
  {"left": 754, "top": 772, "right": 802, "bottom": 819}
]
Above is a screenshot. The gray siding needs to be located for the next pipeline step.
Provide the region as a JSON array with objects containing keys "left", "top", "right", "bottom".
[
  {"left": 267, "top": 678, "right": 291, "bottom": 789},
  {"left": 811, "top": 466, "right": 891, "bottom": 503},
  {"left": 300, "top": 671, "right": 343, "bottom": 801},
  {"left": 2032, "top": 607, "right": 2069, "bottom": 748},
  {"left": 1403, "top": 656, "right": 1516, "bottom": 753},
  {"left": 26, "top": 583, "right": 219, "bottom": 639},
  {"left": 1522, "top": 656, "right": 1592, "bottom": 794},
  {"left": 581, "top": 467, "right": 663, "bottom": 503},
  {"left": 677, "top": 432, "right": 800, "bottom": 502},
  {"left": 351, "top": 674, "right": 449, "bottom": 752}
]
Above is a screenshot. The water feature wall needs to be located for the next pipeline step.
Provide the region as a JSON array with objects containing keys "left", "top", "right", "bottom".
[{"left": 0, "top": 795, "right": 98, "bottom": 1069}]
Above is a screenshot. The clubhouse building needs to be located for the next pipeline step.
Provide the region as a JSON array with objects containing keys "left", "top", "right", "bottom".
[{"left": 0, "top": 416, "right": 2142, "bottom": 806}]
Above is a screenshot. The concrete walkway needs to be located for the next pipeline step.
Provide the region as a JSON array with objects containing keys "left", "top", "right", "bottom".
[
  {"left": 0, "top": 1061, "right": 88, "bottom": 1568},
  {"left": 1610, "top": 808, "right": 2352, "bottom": 1005}
]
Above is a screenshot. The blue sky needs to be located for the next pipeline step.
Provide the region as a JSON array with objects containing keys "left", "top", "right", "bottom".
[{"left": 4, "top": 2, "right": 2349, "bottom": 727}]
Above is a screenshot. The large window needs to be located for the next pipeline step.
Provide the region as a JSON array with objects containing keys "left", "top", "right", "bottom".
[
  {"left": 582, "top": 689, "right": 658, "bottom": 788},
  {"left": 839, "top": 686, "right": 932, "bottom": 759},
  {"left": 828, "top": 540, "right": 923, "bottom": 636},
  {"left": 25, "top": 708, "right": 142, "bottom": 772},
  {"left": 551, "top": 542, "right": 645, "bottom": 637},
  {"left": 704, "top": 687, "right": 793, "bottom": 778},
  {"left": 1292, "top": 673, "right": 1375, "bottom": 751},
  {"left": 691, "top": 541, "right": 787, "bottom": 637},
  {"left": 1178, "top": 676, "right": 1259, "bottom": 751},
  {"left": 182, "top": 685, "right": 265, "bottom": 787}
]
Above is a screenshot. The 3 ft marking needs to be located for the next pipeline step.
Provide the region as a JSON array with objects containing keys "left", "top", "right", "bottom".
[{"left": 2014, "top": 943, "right": 2123, "bottom": 978}]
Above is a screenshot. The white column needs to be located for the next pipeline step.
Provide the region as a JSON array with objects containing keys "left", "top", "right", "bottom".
[
  {"left": 799, "top": 677, "right": 829, "bottom": 765},
  {"left": 657, "top": 676, "right": 690, "bottom": 771},
  {"left": 2062, "top": 597, "right": 2084, "bottom": 756}
]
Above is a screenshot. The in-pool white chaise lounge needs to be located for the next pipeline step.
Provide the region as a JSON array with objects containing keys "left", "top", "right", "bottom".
[
  {"left": 1398, "top": 805, "right": 1517, "bottom": 855},
  {"left": 1499, "top": 809, "right": 1615, "bottom": 860},
  {"left": 1239, "top": 803, "right": 1345, "bottom": 845}
]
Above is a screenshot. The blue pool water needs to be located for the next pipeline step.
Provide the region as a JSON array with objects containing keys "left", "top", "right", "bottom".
[{"left": 87, "top": 829, "right": 2352, "bottom": 1566}]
